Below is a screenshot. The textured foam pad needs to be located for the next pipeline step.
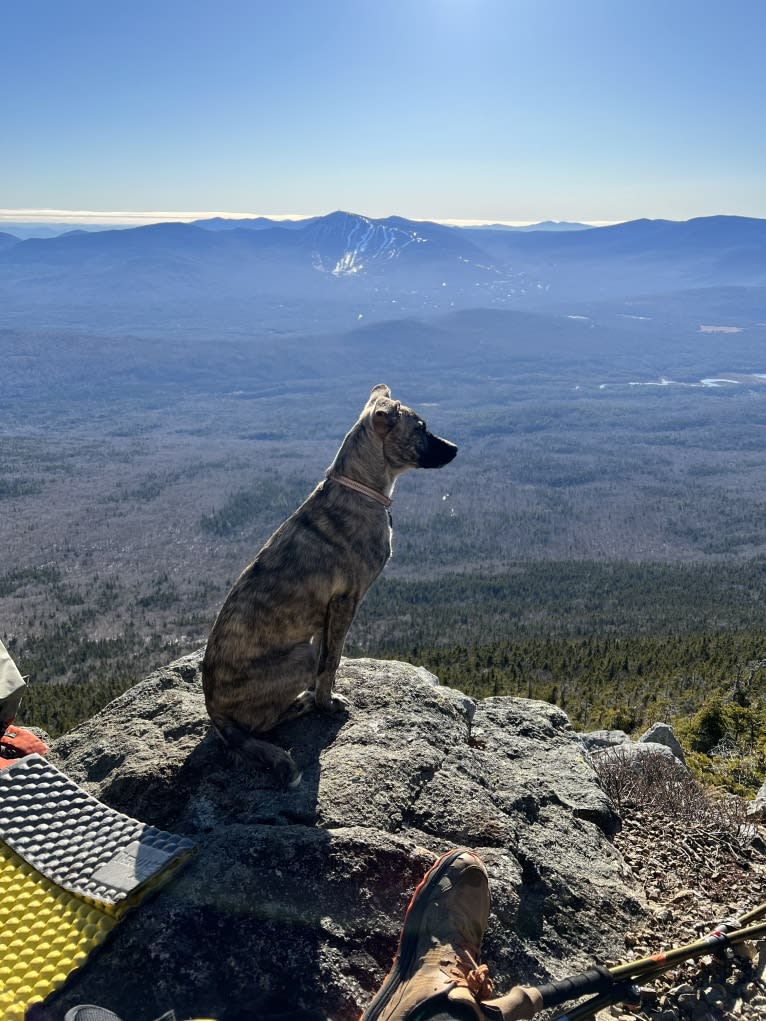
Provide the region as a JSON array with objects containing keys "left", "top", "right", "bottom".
[
  {"left": 0, "top": 754, "right": 195, "bottom": 905},
  {"left": 0, "top": 840, "right": 117, "bottom": 1020},
  {"left": 0, "top": 754, "right": 196, "bottom": 1017}
]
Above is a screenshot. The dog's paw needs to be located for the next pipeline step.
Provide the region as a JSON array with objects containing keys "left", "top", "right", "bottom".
[
  {"left": 281, "top": 689, "right": 317, "bottom": 722},
  {"left": 315, "top": 691, "right": 350, "bottom": 714},
  {"left": 275, "top": 751, "right": 302, "bottom": 789},
  {"left": 328, "top": 692, "right": 351, "bottom": 714}
]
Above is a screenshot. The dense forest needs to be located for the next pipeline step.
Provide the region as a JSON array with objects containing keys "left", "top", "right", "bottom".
[
  {"left": 356, "top": 625, "right": 766, "bottom": 795},
  {"left": 10, "top": 559, "right": 766, "bottom": 795}
]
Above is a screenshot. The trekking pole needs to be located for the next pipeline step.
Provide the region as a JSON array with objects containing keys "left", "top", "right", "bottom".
[
  {"left": 606, "top": 915, "right": 766, "bottom": 985},
  {"left": 549, "top": 917, "right": 766, "bottom": 1021},
  {"left": 497, "top": 915, "right": 766, "bottom": 1021},
  {"left": 714, "top": 897, "right": 766, "bottom": 930},
  {"left": 741, "top": 899, "right": 766, "bottom": 924}
]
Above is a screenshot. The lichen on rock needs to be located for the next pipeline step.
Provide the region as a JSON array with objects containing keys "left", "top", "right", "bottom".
[{"left": 40, "top": 651, "right": 646, "bottom": 1021}]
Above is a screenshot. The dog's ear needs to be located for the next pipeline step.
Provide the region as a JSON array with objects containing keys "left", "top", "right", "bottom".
[
  {"left": 372, "top": 397, "right": 401, "bottom": 438},
  {"left": 368, "top": 383, "right": 391, "bottom": 402}
]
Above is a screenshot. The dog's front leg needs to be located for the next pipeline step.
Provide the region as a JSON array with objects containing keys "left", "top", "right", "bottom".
[{"left": 314, "top": 594, "right": 357, "bottom": 712}]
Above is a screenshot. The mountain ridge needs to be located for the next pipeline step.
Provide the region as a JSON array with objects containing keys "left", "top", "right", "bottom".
[{"left": 0, "top": 211, "right": 764, "bottom": 334}]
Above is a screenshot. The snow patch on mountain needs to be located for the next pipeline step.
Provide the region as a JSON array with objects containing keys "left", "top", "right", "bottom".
[{"left": 310, "top": 214, "right": 424, "bottom": 276}]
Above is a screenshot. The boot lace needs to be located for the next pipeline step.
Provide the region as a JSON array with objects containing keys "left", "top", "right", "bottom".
[{"left": 441, "top": 944, "right": 495, "bottom": 1000}]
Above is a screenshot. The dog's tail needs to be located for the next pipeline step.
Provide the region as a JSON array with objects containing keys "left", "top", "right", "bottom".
[{"left": 210, "top": 716, "right": 302, "bottom": 788}]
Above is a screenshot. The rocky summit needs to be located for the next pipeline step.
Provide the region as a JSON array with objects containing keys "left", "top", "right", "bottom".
[{"left": 38, "top": 652, "right": 645, "bottom": 1021}]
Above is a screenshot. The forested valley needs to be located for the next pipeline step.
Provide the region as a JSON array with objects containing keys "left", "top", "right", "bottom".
[{"left": 4, "top": 307, "right": 766, "bottom": 794}]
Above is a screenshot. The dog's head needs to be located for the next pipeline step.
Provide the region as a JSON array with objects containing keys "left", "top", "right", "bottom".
[{"left": 365, "top": 384, "right": 458, "bottom": 472}]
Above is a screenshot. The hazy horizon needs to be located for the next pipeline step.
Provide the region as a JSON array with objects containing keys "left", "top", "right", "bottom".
[
  {"left": 3, "top": 208, "right": 764, "bottom": 233},
  {"left": 0, "top": 208, "right": 619, "bottom": 229}
]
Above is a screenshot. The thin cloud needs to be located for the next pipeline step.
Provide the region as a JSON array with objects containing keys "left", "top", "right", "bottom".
[
  {"left": 0, "top": 209, "right": 309, "bottom": 225},
  {"left": 0, "top": 209, "right": 616, "bottom": 228}
]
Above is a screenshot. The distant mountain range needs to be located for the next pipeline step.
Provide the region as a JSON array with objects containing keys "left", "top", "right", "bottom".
[
  {"left": 452, "top": 220, "right": 593, "bottom": 232},
  {"left": 1, "top": 215, "right": 592, "bottom": 240},
  {"left": 0, "top": 210, "right": 763, "bottom": 336}
]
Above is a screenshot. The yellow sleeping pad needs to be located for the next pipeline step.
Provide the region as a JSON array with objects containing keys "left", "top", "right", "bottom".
[
  {"left": 0, "top": 755, "right": 196, "bottom": 1019},
  {"left": 0, "top": 840, "right": 116, "bottom": 1020}
]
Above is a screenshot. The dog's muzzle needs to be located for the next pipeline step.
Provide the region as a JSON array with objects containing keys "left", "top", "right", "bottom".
[{"left": 419, "top": 435, "right": 458, "bottom": 469}]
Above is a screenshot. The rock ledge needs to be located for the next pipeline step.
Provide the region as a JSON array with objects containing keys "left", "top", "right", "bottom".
[{"left": 41, "top": 652, "right": 644, "bottom": 1021}]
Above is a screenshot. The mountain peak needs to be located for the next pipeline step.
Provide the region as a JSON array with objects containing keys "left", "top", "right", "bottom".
[{"left": 301, "top": 211, "right": 424, "bottom": 276}]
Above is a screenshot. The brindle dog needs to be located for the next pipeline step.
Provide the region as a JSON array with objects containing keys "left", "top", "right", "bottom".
[{"left": 202, "top": 384, "right": 457, "bottom": 785}]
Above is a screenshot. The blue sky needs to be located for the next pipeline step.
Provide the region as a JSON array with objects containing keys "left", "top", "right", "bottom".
[{"left": 2, "top": 0, "right": 764, "bottom": 225}]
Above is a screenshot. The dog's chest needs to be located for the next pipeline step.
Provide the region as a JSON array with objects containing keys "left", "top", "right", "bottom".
[{"left": 365, "top": 510, "right": 394, "bottom": 572}]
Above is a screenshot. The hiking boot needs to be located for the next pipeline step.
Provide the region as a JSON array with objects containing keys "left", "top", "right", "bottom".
[{"left": 361, "top": 848, "right": 495, "bottom": 1021}]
